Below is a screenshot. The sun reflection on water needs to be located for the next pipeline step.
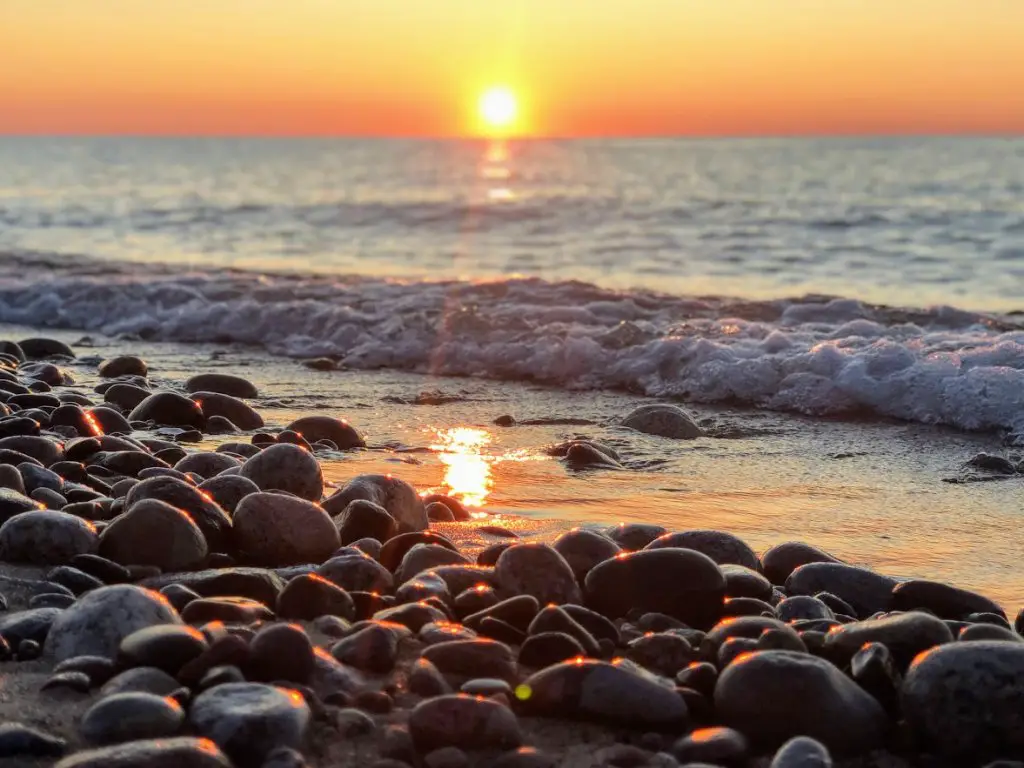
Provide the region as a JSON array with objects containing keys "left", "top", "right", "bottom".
[{"left": 429, "top": 427, "right": 495, "bottom": 507}]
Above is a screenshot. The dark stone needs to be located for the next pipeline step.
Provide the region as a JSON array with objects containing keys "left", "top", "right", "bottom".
[
  {"left": 41, "top": 669, "right": 93, "bottom": 693},
  {"left": 891, "top": 579, "right": 1006, "bottom": 620},
  {"left": 850, "top": 641, "right": 901, "bottom": 716},
  {"left": 464, "top": 595, "right": 539, "bottom": 633},
  {"left": 98, "top": 356, "right": 148, "bottom": 378},
  {"left": 603, "top": 523, "right": 666, "bottom": 551},
  {"left": 0, "top": 607, "right": 63, "bottom": 646},
  {"left": 769, "top": 736, "right": 834, "bottom": 768},
  {"left": 0, "top": 722, "right": 67, "bottom": 758},
  {"left": 53, "top": 654, "right": 116, "bottom": 686},
  {"left": 646, "top": 530, "right": 759, "bottom": 571},
  {"left": 99, "top": 498, "right": 207, "bottom": 571},
  {"left": 174, "top": 452, "right": 241, "bottom": 478},
  {"left": 334, "top": 499, "right": 397, "bottom": 545},
  {"left": 285, "top": 416, "right": 364, "bottom": 450},
  {"left": 325, "top": 474, "right": 426, "bottom": 534},
  {"left": 421, "top": 638, "right": 517, "bottom": 683},
  {"left": 495, "top": 543, "right": 581, "bottom": 605},
  {"left": 421, "top": 493, "right": 471, "bottom": 521},
  {"left": 785, "top": 563, "right": 897, "bottom": 618},
  {"left": 192, "top": 392, "right": 264, "bottom": 431},
  {"left": 721, "top": 564, "right": 773, "bottom": 600},
  {"left": 238, "top": 444, "right": 323, "bottom": 502},
  {"left": 118, "top": 624, "right": 209, "bottom": 675},
  {"left": 248, "top": 623, "right": 315, "bottom": 684},
  {"left": 101, "top": 667, "right": 184, "bottom": 697},
  {"left": 477, "top": 542, "right": 512, "bottom": 566},
  {"left": 277, "top": 574, "right": 355, "bottom": 621},
  {"left": 672, "top": 726, "right": 748, "bottom": 766},
  {"left": 528, "top": 605, "right": 600, "bottom": 657},
  {"left": 375, "top": 602, "right": 449, "bottom": 633},
  {"left": 331, "top": 623, "right": 398, "bottom": 673},
  {"left": 479, "top": 617, "right": 526, "bottom": 646},
  {"left": 30, "top": 592, "right": 75, "bottom": 609},
  {"left": 317, "top": 550, "right": 394, "bottom": 593},
  {"left": 622, "top": 404, "right": 702, "bottom": 439},
  {"left": 233, "top": 492, "right": 339, "bottom": 566},
  {"left": 585, "top": 547, "right": 725, "bottom": 629},
  {"left": 53, "top": 737, "right": 231, "bottom": 768},
  {"left": 409, "top": 657, "right": 452, "bottom": 697},
  {"left": 676, "top": 661, "right": 718, "bottom": 697},
  {"left": 518, "top": 632, "right": 586, "bottom": 668},
  {"left": 777, "top": 595, "right": 834, "bottom": 623},
  {"left": 181, "top": 597, "right": 274, "bottom": 625},
  {"left": 552, "top": 528, "right": 620, "bottom": 583},
  {"left": 125, "top": 476, "right": 232, "bottom": 551},
  {"left": 824, "top": 611, "right": 953, "bottom": 670},
  {"left": 408, "top": 694, "right": 521, "bottom": 752},
  {"left": 185, "top": 374, "right": 258, "bottom": 399},
  {"left": 762, "top": 542, "right": 842, "bottom": 586},
  {"left": 379, "top": 530, "right": 459, "bottom": 571},
  {"left": 0, "top": 509, "right": 98, "bottom": 565},
  {"left": 626, "top": 632, "right": 694, "bottom": 676},
  {"left": 80, "top": 692, "right": 185, "bottom": 745},
  {"left": 562, "top": 604, "right": 620, "bottom": 645}
]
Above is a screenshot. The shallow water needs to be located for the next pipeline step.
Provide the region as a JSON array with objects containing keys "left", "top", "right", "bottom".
[{"left": 5, "top": 324, "right": 1019, "bottom": 609}]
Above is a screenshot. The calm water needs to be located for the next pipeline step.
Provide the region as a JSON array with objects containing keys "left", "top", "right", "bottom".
[{"left": 1, "top": 136, "right": 1023, "bottom": 311}]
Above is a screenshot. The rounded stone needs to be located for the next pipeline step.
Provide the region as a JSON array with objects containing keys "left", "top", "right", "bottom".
[
  {"left": 128, "top": 392, "right": 204, "bottom": 428},
  {"left": 646, "top": 530, "right": 760, "bottom": 571},
  {"left": 98, "top": 356, "right": 148, "bottom": 378},
  {"left": 761, "top": 542, "right": 842, "bottom": 586},
  {"left": 422, "top": 638, "right": 517, "bottom": 683},
  {"left": 409, "top": 694, "right": 521, "bottom": 752},
  {"left": 519, "top": 658, "right": 688, "bottom": 729},
  {"left": 190, "top": 683, "right": 310, "bottom": 766},
  {"left": 0, "top": 721, "right": 68, "bottom": 758},
  {"left": 325, "top": 474, "right": 426, "bottom": 534},
  {"left": 396, "top": 544, "right": 470, "bottom": 584},
  {"left": 181, "top": 596, "right": 274, "bottom": 625},
  {"left": 824, "top": 611, "right": 954, "bottom": 669},
  {"left": 715, "top": 650, "right": 887, "bottom": 753},
  {"left": 901, "top": 640, "right": 1024, "bottom": 762},
  {"left": 185, "top": 374, "right": 258, "bottom": 398},
  {"left": 0, "top": 510, "right": 98, "bottom": 564},
  {"left": 330, "top": 623, "right": 399, "bottom": 673},
  {"left": 99, "top": 498, "right": 208, "bottom": 571},
  {"left": 80, "top": 692, "right": 185, "bottom": 745},
  {"left": 0, "top": 487, "right": 43, "bottom": 524},
  {"left": 334, "top": 499, "right": 398, "bottom": 545},
  {"left": 553, "top": 528, "right": 621, "bottom": 583},
  {"left": 277, "top": 574, "right": 356, "bottom": 621},
  {"left": 54, "top": 737, "right": 231, "bottom": 768},
  {"left": 495, "top": 543, "right": 581, "bottom": 605},
  {"left": 891, "top": 579, "right": 1006, "bottom": 621},
  {"left": 785, "top": 563, "right": 897, "bottom": 618},
  {"left": 317, "top": 550, "right": 393, "bottom": 593},
  {"left": 118, "top": 624, "right": 209, "bottom": 675},
  {"left": 777, "top": 595, "right": 835, "bottom": 623},
  {"left": 198, "top": 474, "right": 259, "bottom": 515},
  {"left": 621, "top": 404, "right": 702, "bottom": 439},
  {"left": 192, "top": 393, "right": 264, "bottom": 431},
  {"left": 285, "top": 416, "right": 365, "bottom": 450},
  {"left": 239, "top": 444, "right": 323, "bottom": 502},
  {"left": 249, "top": 623, "right": 315, "bottom": 684},
  {"left": 45, "top": 584, "right": 183, "bottom": 662},
  {"left": 585, "top": 547, "right": 725, "bottom": 629},
  {"left": 174, "top": 452, "right": 241, "bottom": 479},
  {"left": 233, "top": 492, "right": 339, "bottom": 566},
  {"left": 604, "top": 523, "right": 668, "bottom": 551},
  {"left": 101, "top": 666, "right": 183, "bottom": 697},
  {"left": 770, "top": 736, "right": 833, "bottom": 767},
  {"left": 672, "top": 726, "right": 748, "bottom": 765}
]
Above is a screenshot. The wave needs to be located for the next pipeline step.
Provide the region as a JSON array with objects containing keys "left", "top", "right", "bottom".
[{"left": 1, "top": 250, "right": 1022, "bottom": 440}]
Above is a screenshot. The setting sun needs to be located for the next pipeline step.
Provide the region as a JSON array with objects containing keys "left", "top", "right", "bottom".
[{"left": 478, "top": 87, "right": 518, "bottom": 133}]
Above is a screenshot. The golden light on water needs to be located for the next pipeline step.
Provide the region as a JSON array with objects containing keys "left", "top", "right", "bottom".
[{"left": 430, "top": 427, "right": 495, "bottom": 507}]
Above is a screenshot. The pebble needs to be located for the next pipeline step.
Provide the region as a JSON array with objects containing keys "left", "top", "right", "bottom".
[
  {"left": 477, "top": 542, "right": 512, "bottom": 566},
  {"left": 142, "top": 566, "right": 286, "bottom": 607},
  {"left": 528, "top": 605, "right": 601, "bottom": 657},
  {"left": 454, "top": 584, "right": 499, "bottom": 617},
  {"left": 175, "top": 452, "right": 242, "bottom": 478},
  {"left": 761, "top": 542, "right": 842, "bottom": 585},
  {"left": 54, "top": 654, "right": 116, "bottom": 685},
  {"left": 396, "top": 543, "right": 470, "bottom": 583},
  {"left": 334, "top": 499, "right": 398, "bottom": 545},
  {"left": 960, "top": 623, "right": 1022, "bottom": 642},
  {"left": 776, "top": 595, "right": 835, "bottom": 622},
  {"left": 850, "top": 642, "right": 900, "bottom": 716},
  {"left": 190, "top": 683, "right": 311, "bottom": 766},
  {"left": 481, "top": 617, "right": 527, "bottom": 646},
  {"left": 465, "top": 594, "right": 539, "bottom": 633},
  {"left": 128, "top": 391, "right": 205, "bottom": 428},
  {"left": 424, "top": 746, "right": 470, "bottom": 768},
  {"left": 714, "top": 650, "right": 887, "bottom": 753},
  {"left": 0, "top": 722, "right": 68, "bottom": 758},
  {"left": 53, "top": 737, "right": 232, "bottom": 768},
  {"left": 122, "top": 477, "right": 231, "bottom": 551},
  {"left": 770, "top": 736, "right": 834, "bottom": 767},
  {"left": 99, "top": 499, "right": 208, "bottom": 571},
  {"left": 0, "top": 606, "right": 59, "bottom": 647},
  {"left": 261, "top": 747, "right": 310, "bottom": 768},
  {"left": 248, "top": 623, "right": 315, "bottom": 684},
  {"left": 720, "top": 564, "right": 774, "bottom": 600},
  {"left": 238, "top": 443, "right": 324, "bottom": 502},
  {"left": 409, "top": 657, "right": 453, "bottom": 697},
  {"left": 185, "top": 373, "right": 258, "bottom": 398},
  {"left": 30, "top": 592, "right": 76, "bottom": 609},
  {"left": 422, "top": 638, "right": 518, "bottom": 683},
  {"left": 396, "top": 572, "right": 451, "bottom": 604},
  {"left": 672, "top": 726, "right": 749, "bottom": 765},
  {"left": 80, "top": 692, "right": 185, "bottom": 745},
  {"left": 626, "top": 632, "right": 694, "bottom": 676},
  {"left": 285, "top": 416, "right": 364, "bottom": 449},
  {"left": 379, "top": 531, "right": 460, "bottom": 571},
  {"left": 45, "top": 584, "right": 183, "bottom": 661},
  {"left": 408, "top": 694, "right": 522, "bottom": 752},
  {"left": 0, "top": 510, "right": 98, "bottom": 564},
  {"left": 101, "top": 667, "right": 185, "bottom": 697},
  {"left": 489, "top": 747, "right": 558, "bottom": 768},
  {"left": 375, "top": 602, "right": 450, "bottom": 632},
  {"left": 891, "top": 579, "right": 1006, "bottom": 620},
  {"left": 191, "top": 392, "right": 264, "bottom": 430},
  {"left": 333, "top": 707, "right": 377, "bottom": 736},
  {"left": 181, "top": 596, "right": 275, "bottom": 625},
  {"left": 676, "top": 661, "right": 718, "bottom": 696},
  {"left": 901, "top": 640, "right": 1024, "bottom": 762},
  {"left": 785, "top": 562, "right": 897, "bottom": 618},
  {"left": 426, "top": 502, "right": 456, "bottom": 522},
  {"left": 562, "top": 441, "right": 624, "bottom": 470},
  {"left": 495, "top": 543, "right": 581, "bottom": 605},
  {"left": 48, "top": 564, "right": 105, "bottom": 594},
  {"left": 824, "top": 611, "right": 953, "bottom": 669},
  {"left": 41, "top": 670, "right": 93, "bottom": 692},
  {"left": 330, "top": 623, "right": 399, "bottom": 673},
  {"left": 552, "top": 528, "right": 621, "bottom": 583},
  {"left": 563, "top": 604, "right": 620, "bottom": 644},
  {"left": 98, "top": 356, "right": 148, "bottom": 378},
  {"left": 277, "top": 573, "right": 355, "bottom": 621},
  {"left": 198, "top": 474, "right": 260, "bottom": 514},
  {"left": 519, "top": 658, "right": 688, "bottom": 729},
  {"left": 646, "top": 530, "right": 760, "bottom": 571},
  {"left": 604, "top": 522, "right": 667, "bottom": 551},
  {"left": 0, "top": 487, "right": 43, "bottom": 524},
  {"left": 461, "top": 677, "right": 513, "bottom": 697},
  {"left": 325, "top": 474, "right": 427, "bottom": 533},
  {"left": 0, "top": 464, "right": 26, "bottom": 494},
  {"left": 118, "top": 624, "right": 209, "bottom": 675},
  {"left": 585, "top": 547, "right": 726, "bottom": 629},
  {"left": 621, "top": 404, "right": 702, "bottom": 439},
  {"left": 317, "top": 550, "right": 394, "bottom": 593},
  {"left": 233, "top": 492, "right": 339, "bottom": 566}
]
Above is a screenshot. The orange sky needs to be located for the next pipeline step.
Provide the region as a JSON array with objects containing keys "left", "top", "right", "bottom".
[{"left": 1, "top": 0, "right": 1023, "bottom": 137}]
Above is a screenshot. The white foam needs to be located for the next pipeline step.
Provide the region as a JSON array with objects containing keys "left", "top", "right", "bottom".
[{"left": 1, "top": 253, "right": 1022, "bottom": 438}]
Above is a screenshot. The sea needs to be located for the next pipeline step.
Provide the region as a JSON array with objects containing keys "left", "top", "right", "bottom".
[{"left": 0, "top": 136, "right": 1022, "bottom": 606}]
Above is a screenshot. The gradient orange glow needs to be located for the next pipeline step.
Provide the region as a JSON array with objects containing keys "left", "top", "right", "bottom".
[{"left": 1, "top": 0, "right": 1022, "bottom": 137}]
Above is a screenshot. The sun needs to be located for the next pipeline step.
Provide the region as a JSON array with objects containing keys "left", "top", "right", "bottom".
[{"left": 478, "top": 87, "right": 518, "bottom": 132}]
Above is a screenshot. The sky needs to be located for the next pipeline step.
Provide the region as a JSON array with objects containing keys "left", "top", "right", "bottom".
[{"left": 1, "top": 0, "right": 1023, "bottom": 137}]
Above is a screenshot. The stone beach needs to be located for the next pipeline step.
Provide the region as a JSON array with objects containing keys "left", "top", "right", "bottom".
[{"left": 0, "top": 336, "right": 1021, "bottom": 768}]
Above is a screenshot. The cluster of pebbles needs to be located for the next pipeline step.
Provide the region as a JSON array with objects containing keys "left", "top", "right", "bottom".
[{"left": 0, "top": 337, "right": 1022, "bottom": 768}]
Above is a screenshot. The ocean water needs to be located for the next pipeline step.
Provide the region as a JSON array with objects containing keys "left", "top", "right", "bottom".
[{"left": 1, "top": 137, "right": 1023, "bottom": 604}]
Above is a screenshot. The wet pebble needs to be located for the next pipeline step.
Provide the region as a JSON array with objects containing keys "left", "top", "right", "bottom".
[
  {"left": 101, "top": 667, "right": 183, "bottom": 697},
  {"left": 824, "top": 611, "right": 953, "bottom": 669},
  {"left": 118, "top": 624, "right": 209, "bottom": 675},
  {"left": 672, "top": 726, "right": 748, "bottom": 765},
  {"left": 80, "top": 692, "right": 185, "bottom": 745},
  {"left": 334, "top": 499, "right": 397, "bottom": 545},
  {"left": 41, "top": 670, "right": 93, "bottom": 693},
  {"left": 761, "top": 542, "right": 842, "bottom": 586},
  {"left": 128, "top": 392, "right": 204, "bottom": 428},
  {"left": 408, "top": 694, "right": 521, "bottom": 752},
  {"left": 277, "top": 573, "right": 355, "bottom": 621},
  {"left": 99, "top": 499, "right": 208, "bottom": 571},
  {"left": 233, "top": 492, "right": 339, "bottom": 566},
  {"left": 54, "top": 736, "right": 232, "bottom": 768},
  {"left": 0, "top": 510, "right": 97, "bottom": 565},
  {"left": 248, "top": 623, "right": 315, "bottom": 684},
  {"left": 239, "top": 443, "right": 324, "bottom": 502},
  {"left": 181, "top": 597, "right": 275, "bottom": 625},
  {"left": 770, "top": 736, "right": 833, "bottom": 767},
  {"left": 317, "top": 550, "right": 393, "bottom": 593},
  {"left": 621, "top": 404, "right": 702, "bottom": 439},
  {"left": 186, "top": 373, "right": 258, "bottom": 399},
  {"left": 422, "top": 638, "right": 517, "bottom": 683},
  {"left": 198, "top": 474, "right": 260, "bottom": 514},
  {"left": 495, "top": 543, "right": 581, "bottom": 605},
  {"left": 552, "top": 528, "right": 621, "bottom": 583},
  {"left": 325, "top": 474, "right": 426, "bottom": 533},
  {"left": 785, "top": 562, "right": 897, "bottom": 618},
  {"left": 330, "top": 623, "right": 398, "bottom": 673}
]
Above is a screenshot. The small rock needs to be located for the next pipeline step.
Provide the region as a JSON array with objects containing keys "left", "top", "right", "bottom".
[
  {"left": 98, "top": 356, "right": 148, "bottom": 378},
  {"left": 335, "top": 499, "right": 397, "bottom": 545},
  {"left": 233, "top": 492, "right": 339, "bottom": 566},
  {"left": 0, "top": 721, "right": 67, "bottom": 758},
  {"left": 101, "top": 667, "right": 183, "bottom": 697},
  {"left": 672, "top": 726, "right": 748, "bottom": 765},
  {"left": 185, "top": 374, "right": 258, "bottom": 399},
  {"left": 409, "top": 657, "right": 453, "bottom": 697},
  {"left": 761, "top": 542, "right": 842, "bottom": 586},
  {"left": 770, "top": 736, "right": 833, "bottom": 767},
  {"left": 622, "top": 404, "right": 701, "bottom": 439},
  {"left": 80, "top": 692, "right": 184, "bottom": 745},
  {"left": 99, "top": 499, "right": 208, "bottom": 571},
  {"left": 824, "top": 611, "right": 953, "bottom": 669},
  {"left": 891, "top": 579, "right": 1006, "bottom": 620},
  {"left": 192, "top": 392, "right": 264, "bottom": 431},
  {"left": 422, "top": 638, "right": 517, "bottom": 683},
  {"left": 408, "top": 694, "right": 521, "bottom": 752},
  {"left": 0, "top": 510, "right": 97, "bottom": 565},
  {"left": 53, "top": 737, "right": 232, "bottom": 768},
  {"left": 248, "top": 623, "right": 315, "bottom": 684},
  {"left": 118, "top": 624, "right": 209, "bottom": 675},
  {"left": 198, "top": 474, "right": 260, "bottom": 515},
  {"left": 285, "top": 416, "right": 364, "bottom": 450},
  {"left": 646, "top": 530, "right": 759, "bottom": 571},
  {"left": 277, "top": 574, "right": 355, "bottom": 621},
  {"left": 238, "top": 444, "right": 324, "bottom": 502},
  {"left": 552, "top": 528, "right": 621, "bottom": 583},
  {"left": 330, "top": 623, "right": 398, "bottom": 673},
  {"left": 181, "top": 597, "right": 274, "bottom": 625},
  {"left": 317, "top": 550, "right": 393, "bottom": 593},
  {"left": 325, "top": 474, "right": 427, "bottom": 534},
  {"left": 785, "top": 562, "right": 896, "bottom": 618},
  {"left": 128, "top": 392, "right": 204, "bottom": 428},
  {"left": 495, "top": 543, "right": 581, "bottom": 605}
]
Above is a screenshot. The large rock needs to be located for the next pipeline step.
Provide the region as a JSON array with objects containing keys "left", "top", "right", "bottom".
[
  {"left": 519, "top": 659, "right": 688, "bottom": 729},
  {"left": 324, "top": 474, "right": 426, "bottom": 533},
  {"left": 191, "top": 392, "right": 263, "bottom": 431},
  {"left": 185, "top": 374, "right": 258, "bottom": 399},
  {"left": 584, "top": 547, "right": 725, "bottom": 629},
  {"left": 128, "top": 392, "right": 204, "bottom": 429},
  {"left": 285, "top": 416, "right": 365, "bottom": 450},
  {"left": 99, "top": 499, "right": 208, "bottom": 571},
  {"left": 715, "top": 650, "right": 887, "bottom": 753},
  {"left": 824, "top": 611, "right": 954, "bottom": 669},
  {"left": 233, "top": 492, "right": 339, "bottom": 566},
  {"left": 901, "top": 641, "right": 1024, "bottom": 763},
  {"left": 645, "top": 530, "right": 760, "bottom": 571},
  {"left": 409, "top": 694, "right": 521, "bottom": 752},
  {"left": 45, "top": 585, "right": 183, "bottom": 661},
  {"left": 761, "top": 542, "right": 842, "bottom": 585},
  {"left": 0, "top": 510, "right": 98, "bottom": 564},
  {"left": 189, "top": 683, "right": 310, "bottom": 766},
  {"left": 890, "top": 579, "right": 1006, "bottom": 620},
  {"left": 239, "top": 444, "right": 323, "bottom": 502},
  {"left": 54, "top": 737, "right": 231, "bottom": 768},
  {"left": 621, "top": 404, "right": 702, "bottom": 439},
  {"left": 785, "top": 562, "right": 897, "bottom": 618},
  {"left": 495, "top": 543, "right": 581, "bottom": 605}
]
